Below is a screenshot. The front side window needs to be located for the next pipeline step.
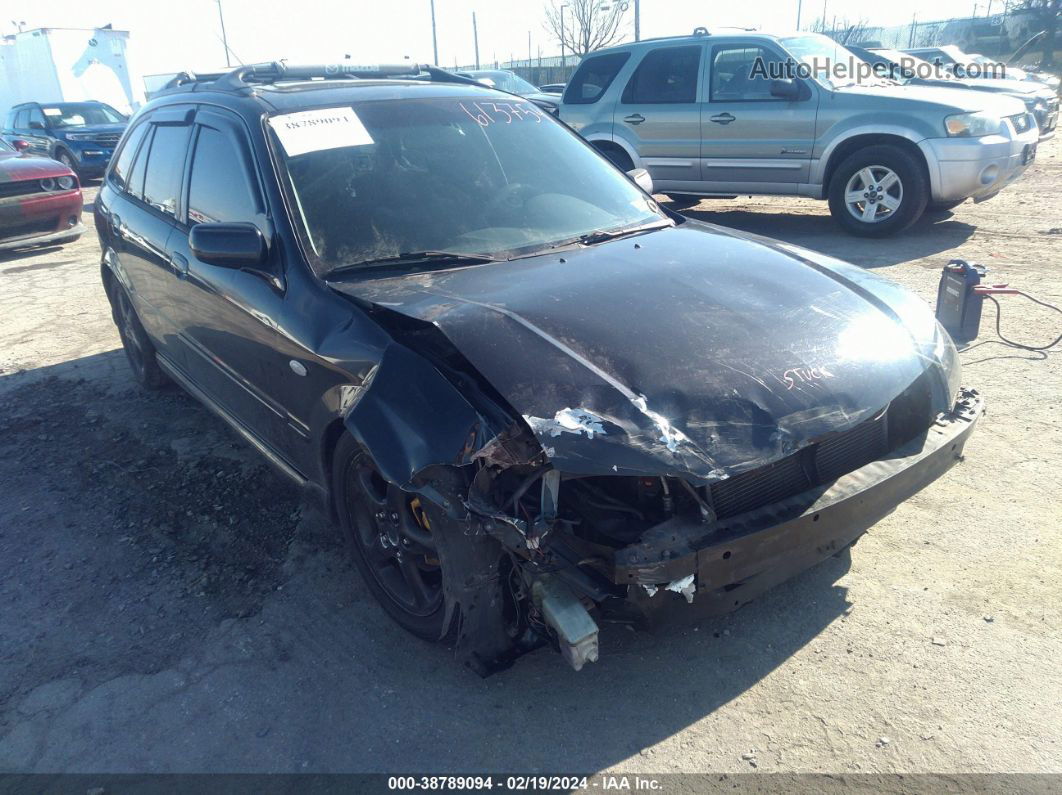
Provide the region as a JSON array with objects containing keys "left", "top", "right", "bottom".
[
  {"left": 564, "top": 52, "right": 631, "bottom": 104},
  {"left": 27, "top": 108, "right": 47, "bottom": 129},
  {"left": 623, "top": 46, "right": 702, "bottom": 104},
  {"left": 110, "top": 122, "right": 150, "bottom": 193},
  {"left": 710, "top": 46, "right": 781, "bottom": 100},
  {"left": 272, "top": 97, "right": 666, "bottom": 274},
  {"left": 141, "top": 124, "right": 191, "bottom": 216},
  {"left": 40, "top": 103, "right": 125, "bottom": 127},
  {"left": 187, "top": 126, "right": 259, "bottom": 224}
]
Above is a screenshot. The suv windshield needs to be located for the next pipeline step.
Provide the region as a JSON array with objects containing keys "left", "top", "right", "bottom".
[
  {"left": 272, "top": 97, "right": 665, "bottom": 274},
  {"left": 780, "top": 34, "right": 878, "bottom": 89},
  {"left": 41, "top": 103, "right": 125, "bottom": 127},
  {"left": 463, "top": 71, "right": 539, "bottom": 95}
]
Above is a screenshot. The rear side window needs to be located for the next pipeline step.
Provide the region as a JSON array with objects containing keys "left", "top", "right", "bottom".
[
  {"left": 110, "top": 122, "right": 150, "bottom": 193},
  {"left": 141, "top": 124, "right": 192, "bottom": 217},
  {"left": 187, "top": 126, "right": 259, "bottom": 224},
  {"left": 564, "top": 52, "right": 630, "bottom": 104},
  {"left": 622, "top": 45, "right": 702, "bottom": 104}
]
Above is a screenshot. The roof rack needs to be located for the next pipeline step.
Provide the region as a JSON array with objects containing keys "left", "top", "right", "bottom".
[{"left": 158, "top": 62, "right": 481, "bottom": 95}]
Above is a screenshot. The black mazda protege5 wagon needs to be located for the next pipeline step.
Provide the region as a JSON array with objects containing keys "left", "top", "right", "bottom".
[{"left": 95, "top": 62, "right": 982, "bottom": 674}]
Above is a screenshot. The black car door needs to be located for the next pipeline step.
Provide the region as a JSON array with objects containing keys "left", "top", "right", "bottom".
[
  {"left": 164, "top": 108, "right": 315, "bottom": 475},
  {"left": 103, "top": 108, "right": 195, "bottom": 368}
]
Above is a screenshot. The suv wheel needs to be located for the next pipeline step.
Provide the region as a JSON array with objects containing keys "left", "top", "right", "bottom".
[
  {"left": 827, "top": 145, "right": 928, "bottom": 237},
  {"left": 55, "top": 149, "right": 79, "bottom": 176},
  {"left": 111, "top": 283, "right": 167, "bottom": 389}
]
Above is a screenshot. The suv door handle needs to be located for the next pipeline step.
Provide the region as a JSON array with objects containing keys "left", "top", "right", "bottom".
[
  {"left": 169, "top": 253, "right": 189, "bottom": 278},
  {"left": 710, "top": 113, "right": 736, "bottom": 124},
  {"left": 623, "top": 114, "right": 646, "bottom": 125}
]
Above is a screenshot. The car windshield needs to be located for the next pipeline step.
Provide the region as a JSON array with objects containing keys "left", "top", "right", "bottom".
[
  {"left": 873, "top": 49, "right": 953, "bottom": 80},
  {"left": 780, "top": 34, "right": 876, "bottom": 89},
  {"left": 42, "top": 103, "right": 125, "bottom": 127},
  {"left": 465, "top": 71, "right": 539, "bottom": 95},
  {"left": 272, "top": 97, "right": 666, "bottom": 275}
]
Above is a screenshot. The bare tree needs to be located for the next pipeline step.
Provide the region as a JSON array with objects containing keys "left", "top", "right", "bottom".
[
  {"left": 1010, "top": 0, "right": 1061, "bottom": 67},
  {"left": 544, "top": 0, "right": 630, "bottom": 58}
]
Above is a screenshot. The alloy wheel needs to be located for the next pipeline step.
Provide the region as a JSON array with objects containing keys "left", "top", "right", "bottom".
[{"left": 843, "top": 165, "right": 903, "bottom": 224}]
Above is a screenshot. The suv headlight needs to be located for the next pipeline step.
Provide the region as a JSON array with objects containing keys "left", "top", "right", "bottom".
[
  {"left": 65, "top": 133, "right": 95, "bottom": 141},
  {"left": 944, "top": 111, "right": 1002, "bottom": 137}
]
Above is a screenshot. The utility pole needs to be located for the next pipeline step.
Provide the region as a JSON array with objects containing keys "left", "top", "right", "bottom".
[
  {"left": 473, "top": 11, "right": 480, "bottom": 69},
  {"left": 216, "top": 0, "right": 231, "bottom": 67},
  {"left": 430, "top": 0, "right": 438, "bottom": 65},
  {"left": 528, "top": 30, "right": 532, "bottom": 68},
  {"left": 796, "top": 0, "right": 802, "bottom": 31},
  {"left": 634, "top": 0, "right": 640, "bottom": 41}
]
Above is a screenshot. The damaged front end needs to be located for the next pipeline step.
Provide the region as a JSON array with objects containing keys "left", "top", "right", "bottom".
[{"left": 330, "top": 222, "right": 983, "bottom": 673}]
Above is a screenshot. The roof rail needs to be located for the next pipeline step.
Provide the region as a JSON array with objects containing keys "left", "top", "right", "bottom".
[
  {"left": 156, "top": 62, "right": 483, "bottom": 96},
  {"left": 692, "top": 26, "right": 710, "bottom": 36}
]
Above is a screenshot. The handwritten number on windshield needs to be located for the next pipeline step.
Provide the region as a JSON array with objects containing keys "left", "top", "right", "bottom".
[{"left": 459, "top": 101, "right": 543, "bottom": 127}]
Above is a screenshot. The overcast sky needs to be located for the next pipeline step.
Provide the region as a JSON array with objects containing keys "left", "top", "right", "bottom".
[{"left": 10, "top": 0, "right": 995, "bottom": 76}]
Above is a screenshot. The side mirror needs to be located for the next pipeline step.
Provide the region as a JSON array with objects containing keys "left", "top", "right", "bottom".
[
  {"left": 627, "top": 167, "right": 653, "bottom": 194},
  {"left": 189, "top": 222, "right": 266, "bottom": 268},
  {"left": 770, "top": 78, "right": 801, "bottom": 100},
  {"left": 12, "top": 139, "right": 30, "bottom": 152}
]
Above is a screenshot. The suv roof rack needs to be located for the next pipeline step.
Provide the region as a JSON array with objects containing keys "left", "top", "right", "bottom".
[{"left": 158, "top": 62, "right": 480, "bottom": 95}]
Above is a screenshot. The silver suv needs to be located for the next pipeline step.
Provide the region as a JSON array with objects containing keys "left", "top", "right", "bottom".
[{"left": 560, "top": 29, "right": 1040, "bottom": 236}]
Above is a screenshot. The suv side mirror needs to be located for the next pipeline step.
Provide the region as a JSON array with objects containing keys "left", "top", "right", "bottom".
[
  {"left": 189, "top": 222, "right": 266, "bottom": 268},
  {"left": 627, "top": 167, "right": 653, "bottom": 194},
  {"left": 770, "top": 78, "right": 802, "bottom": 100}
]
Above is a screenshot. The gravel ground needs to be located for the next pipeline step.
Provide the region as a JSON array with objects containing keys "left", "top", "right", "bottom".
[{"left": 0, "top": 139, "right": 1059, "bottom": 775}]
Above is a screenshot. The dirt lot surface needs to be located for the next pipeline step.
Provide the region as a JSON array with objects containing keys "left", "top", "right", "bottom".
[{"left": 1, "top": 139, "right": 1060, "bottom": 775}]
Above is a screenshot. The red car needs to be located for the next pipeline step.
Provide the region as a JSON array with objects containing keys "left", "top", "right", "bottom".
[{"left": 0, "top": 138, "right": 84, "bottom": 251}]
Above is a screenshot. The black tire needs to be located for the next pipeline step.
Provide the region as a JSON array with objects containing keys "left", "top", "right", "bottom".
[
  {"left": 827, "top": 144, "right": 929, "bottom": 237},
  {"left": 927, "top": 198, "right": 966, "bottom": 214},
  {"left": 111, "top": 282, "right": 167, "bottom": 389},
  {"left": 595, "top": 143, "right": 634, "bottom": 172},
  {"left": 55, "top": 149, "right": 80, "bottom": 177},
  {"left": 663, "top": 193, "right": 702, "bottom": 210},
  {"left": 333, "top": 435, "right": 452, "bottom": 642}
]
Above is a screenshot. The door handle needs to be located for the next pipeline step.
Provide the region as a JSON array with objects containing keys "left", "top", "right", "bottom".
[
  {"left": 623, "top": 113, "right": 646, "bottom": 125},
  {"left": 710, "top": 113, "right": 736, "bottom": 125},
  {"left": 169, "top": 252, "right": 189, "bottom": 278}
]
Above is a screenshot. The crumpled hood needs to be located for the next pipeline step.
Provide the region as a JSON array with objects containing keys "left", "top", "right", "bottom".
[{"left": 332, "top": 221, "right": 951, "bottom": 482}]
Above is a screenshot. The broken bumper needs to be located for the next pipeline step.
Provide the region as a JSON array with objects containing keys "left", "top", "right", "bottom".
[{"left": 613, "top": 389, "right": 984, "bottom": 613}]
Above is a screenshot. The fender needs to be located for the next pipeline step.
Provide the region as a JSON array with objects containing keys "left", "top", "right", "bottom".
[
  {"left": 812, "top": 124, "right": 931, "bottom": 196},
  {"left": 340, "top": 341, "right": 498, "bottom": 491}
]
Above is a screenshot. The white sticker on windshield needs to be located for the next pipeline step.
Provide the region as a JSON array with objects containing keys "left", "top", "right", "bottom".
[
  {"left": 43, "top": 108, "right": 62, "bottom": 116},
  {"left": 268, "top": 107, "right": 373, "bottom": 157}
]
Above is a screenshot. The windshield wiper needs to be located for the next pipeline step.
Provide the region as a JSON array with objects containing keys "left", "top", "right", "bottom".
[
  {"left": 324, "top": 250, "right": 498, "bottom": 278},
  {"left": 548, "top": 220, "right": 672, "bottom": 251}
]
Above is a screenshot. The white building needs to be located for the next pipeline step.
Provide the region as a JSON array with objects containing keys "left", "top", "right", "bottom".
[{"left": 0, "top": 27, "right": 145, "bottom": 121}]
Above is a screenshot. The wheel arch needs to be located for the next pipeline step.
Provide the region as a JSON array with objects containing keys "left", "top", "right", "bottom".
[
  {"left": 586, "top": 134, "right": 639, "bottom": 171},
  {"left": 821, "top": 132, "right": 932, "bottom": 197}
]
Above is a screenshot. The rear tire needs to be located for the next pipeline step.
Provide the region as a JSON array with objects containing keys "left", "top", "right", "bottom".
[
  {"left": 111, "top": 283, "right": 167, "bottom": 389},
  {"left": 827, "top": 144, "right": 928, "bottom": 237}
]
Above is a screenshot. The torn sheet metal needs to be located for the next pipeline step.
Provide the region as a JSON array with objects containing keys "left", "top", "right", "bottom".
[{"left": 331, "top": 221, "right": 953, "bottom": 484}]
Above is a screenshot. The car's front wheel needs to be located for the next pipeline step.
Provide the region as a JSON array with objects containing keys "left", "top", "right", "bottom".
[
  {"left": 55, "top": 149, "right": 79, "bottom": 177},
  {"left": 334, "top": 436, "right": 452, "bottom": 641},
  {"left": 111, "top": 283, "right": 167, "bottom": 389},
  {"left": 827, "top": 145, "right": 928, "bottom": 236}
]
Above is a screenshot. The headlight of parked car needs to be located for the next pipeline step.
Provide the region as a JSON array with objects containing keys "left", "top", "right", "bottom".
[
  {"left": 57, "top": 175, "right": 76, "bottom": 190},
  {"left": 944, "top": 111, "right": 1003, "bottom": 137},
  {"left": 65, "top": 133, "right": 95, "bottom": 141},
  {"left": 39, "top": 177, "right": 56, "bottom": 191}
]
